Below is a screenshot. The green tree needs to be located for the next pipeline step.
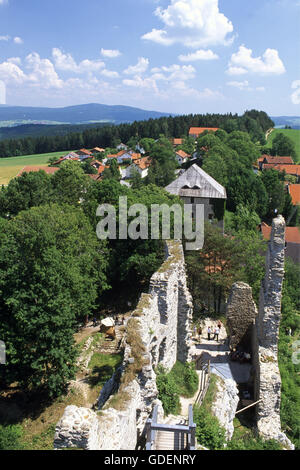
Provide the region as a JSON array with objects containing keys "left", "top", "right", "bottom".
[
  {"left": 261, "top": 169, "right": 286, "bottom": 219},
  {"left": 0, "top": 205, "right": 108, "bottom": 396},
  {"left": 0, "top": 171, "right": 53, "bottom": 218},
  {"left": 51, "top": 160, "right": 91, "bottom": 205}
]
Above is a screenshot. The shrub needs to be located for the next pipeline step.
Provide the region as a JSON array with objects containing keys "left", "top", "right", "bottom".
[
  {"left": 193, "top": 405, "right": 226, "bottom": 450},
  {"left": 156, "top": 367, "right": 181, "bottom": 416},
  {"left": 0, "top": 424, "right": 24, "bottom": 450},
  {"left": 169, "top": 361, "right": 199, "bottom": 398}
]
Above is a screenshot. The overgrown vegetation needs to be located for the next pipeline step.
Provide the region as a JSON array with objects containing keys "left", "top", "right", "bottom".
[
  {"left": 278, "top": 258, "right": 300, "bottom": 449},
  {"left": 156, "top": 361, "right": 199, "bottom": 416}
]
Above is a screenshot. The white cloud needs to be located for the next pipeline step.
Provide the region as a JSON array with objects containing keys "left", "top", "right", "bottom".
[
  {"left": 151, "top": 64, "right": 196, "bottom": 82},
  {"left": 26, "top": 53, "right": 63, "bottom": 88},
  {"left": 14, "top": 37, "right": 23, "bottom": 44},
  {"left": 0, "top": 0, "right": 8, "bottom": 5},
  {"left": 52, "top": 48, "right": 105, "bottom": 73},
  {"left": 178, "top": 49, "right": 218, "bottom": 62},
  {"left": 100, "top": 48, "right": 121, "bottom": 58},
  {"left": 142, "top": 0, "right": 234, "bottom": 48},
  {"left": 142, "top": 29, "right": 175, "bottom": 46},
  {"left": 0, "top": 80, "right": 6, "bottom": 104},
  {"left": 227, "top": 80, "right": 250, "bottom": 89},
  {"left": 227, "top": 45, "right": 286, "bottom": 75},
  {"left": 100, "top": 69, "right": 119, "bottom": 78},
  {"left": 291, "top": 80, "right": 300, "bottom": 105},
  {"left": 123, "top": 57, "right": 149, "bottom": 75},
  {"left": 0, "top": 35, "right": 10, "bottom": 41},
  {"left": 7, "top": 57, "right": 22, "bottom": 65},
  {"left": 0, "top": 61, "right": 27, "bottom": 84},
  {"left": 122, "top": 76, "right": 158, "bottom": 93},
  {"left": 227, "top": 80, "right": 265, "bottom": 92}
]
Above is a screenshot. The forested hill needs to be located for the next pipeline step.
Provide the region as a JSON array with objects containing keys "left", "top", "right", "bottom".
[
  {"left": 0, "top": 103, "right": 172, "bottom": 126},
  {"left": 0, "top": 122, "right": 110, "bottom": 141},
  {"left": 0, "top": 109, "right": 274, "bottom": 158}
]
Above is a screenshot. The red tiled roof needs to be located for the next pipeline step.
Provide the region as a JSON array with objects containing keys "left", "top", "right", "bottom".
[
  {"left": 133, "top": 157, "right": 152, "bottom": 170},
  {"left": 189, "top": 127, "right": 219, "bottom": 136},
  {"left": 261, "top": 222, "right": 300, "bottom": 244},
  {"left": 176, "top": 150, "right": 190, "bottom": 158},
  {"left": 17, "top": 166, "right": 59, "bottom": 177},
  {"left": 288, "top": 184, "right": 300, "bottom": 206},
  {"left": 91, "top": 147, "right": 105, "bottom": 153},
  {"left": 173, "top": 138, "right": 183, "bottom": 145},
  {"left": 263, "top": 155, "right": 294, "bottom": 165},
  {"left": 76, "top": 149, "right": 92, "bottom": 155}
]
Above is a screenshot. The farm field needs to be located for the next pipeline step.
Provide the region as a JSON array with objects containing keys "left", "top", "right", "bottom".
[
  {"left": 0, "top": 150, "right": 69, "bottom": 185},
  {"left": 267, "top": 128, "right": 300, "bottom": 163}
]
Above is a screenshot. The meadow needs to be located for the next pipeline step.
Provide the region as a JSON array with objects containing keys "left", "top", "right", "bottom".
[
  {"left": 267, "top": 128, "right": 300, "bottom": 162},
  {"left": 0, "top": 150, "right": 68, "bottom": 185}
]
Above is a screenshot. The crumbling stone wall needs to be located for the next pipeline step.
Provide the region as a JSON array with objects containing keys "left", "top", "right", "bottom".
[
  {"left": 253, "top": 216, "right": 294, "bottom": 449},
  {"left": 211, "top": 376, "right": 239, "bottom": 440},
  {"left": 54, "top": 240, "right": 193, "bottom": 450},
  {"left": 226, "top": 282, "right": 258, "bottom": 351}
]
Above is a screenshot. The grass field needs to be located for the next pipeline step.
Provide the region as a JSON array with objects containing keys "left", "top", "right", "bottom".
[
  {"left": 0, "top": 150, "right": 69, "bottom": 185},
  {"left": 266, "top": 128, "right": 300, "bottom": 163}
]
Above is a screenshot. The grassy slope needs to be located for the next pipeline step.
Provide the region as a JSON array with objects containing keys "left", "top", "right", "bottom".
[
  {"left": 266, "top": 128, "right": 300, "bottom": 163},
  {"left": 0, "top": 150, "right": 70, "bottom": 185}
]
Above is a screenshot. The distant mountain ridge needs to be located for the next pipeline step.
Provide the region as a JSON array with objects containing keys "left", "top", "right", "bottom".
[
  {"left": 271, "top": 116, "right": 300, "bottom": 129},
  {"left": 0, "top": 103, "right": 172, "bottom": 126}
]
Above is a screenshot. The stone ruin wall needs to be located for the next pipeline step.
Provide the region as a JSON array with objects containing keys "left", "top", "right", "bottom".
[
  {"left": 253, "top": 215, "right": 294, "bottom": 449},
  {"left": 226, "top": 282, "right": 258, "bottom": 351},
  {"left": 225, "top": 216, "right": 294, "bottom": 449},
  {"left": 54, "top": 240, "right": 193, "bottom": 450}
]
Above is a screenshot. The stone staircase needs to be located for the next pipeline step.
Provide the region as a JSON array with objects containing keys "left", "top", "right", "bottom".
[{"left": 97, "top": 327, "right": 124, "bottom": 355}]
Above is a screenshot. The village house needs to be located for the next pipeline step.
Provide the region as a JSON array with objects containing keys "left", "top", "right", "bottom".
[
  {"left": 91, "top": 147, "right": 105, "bottom": 154},
  {"left": 135, "top": 143, "right": 145, "bottom": 154},
  {"left": 117, "top": 143, "right": 128, "bottom": 151},
  {"left": 262, "top": 164, "right": 300, "bottom": 182},
  {"left": 189, "top": 127, "right": 219, "bottom": 139},
  {"left": 172, "top": 138, "right": 183, "bottom": 147},
  {"left": 52, "top": 152, "right": 80, "bottom": 165},
  {"left": 104, "top": 150, "right": 141, "bottom": 165},
  {"left": 127, "top": 156, "right": 152, "bottom": 179},
  {"left": 165, "top": 163, "right": 227, "bottom": 230},
  {"left": 259, "top": 155, "right": 294, "bottom": 170},
  {"left": 260, "top": 222, "right": 300, "bottom": 264},
  {"left": 175, "top": 149, "right": 190, "bottom": 165},
  {"left": 288, "top": 184, "right": 300, "bottom": 206},
  {"left": 75, "top": 149, "right": 93, "bottom": 157}
]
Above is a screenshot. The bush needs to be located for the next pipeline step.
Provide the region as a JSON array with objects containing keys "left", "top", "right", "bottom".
[
  {"left": 156, "top": 367, "right": 181, "bottom": 416},
  {"left": 193, "top": 405, "right": 226, "bottom": 450},
  {"left": 0, "top": 424, "right": 24, "bottom": 450},
  {"left": 169, "top": 361, "right": 199, "bottom": 398},
  {"left": 227, "top": 435, "right": 282, "bottom": 450}
]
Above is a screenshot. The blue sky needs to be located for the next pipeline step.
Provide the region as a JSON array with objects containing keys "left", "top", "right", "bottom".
[{"left": 0, "top": 0, "right": 299, "bottom": 115}]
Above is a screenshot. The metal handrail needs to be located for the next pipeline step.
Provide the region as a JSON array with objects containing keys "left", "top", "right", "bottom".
[{"left": 145, "top": 404, "right": 196, "bottom": 450}]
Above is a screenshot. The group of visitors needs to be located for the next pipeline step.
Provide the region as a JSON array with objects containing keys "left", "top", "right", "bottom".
[
  {"left": 193, "top": 321, "right": 223, "bottom": 343},
  {"left": 207, "top": 323, "right": 222, "bottom": 342}
]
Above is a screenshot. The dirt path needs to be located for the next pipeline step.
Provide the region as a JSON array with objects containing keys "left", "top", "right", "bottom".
[
  {"left": 265, "top": 127, "right": 274, "bottom": 141},
  {"left": 192, "top": 318, "right": 252, "bottom": 385}
]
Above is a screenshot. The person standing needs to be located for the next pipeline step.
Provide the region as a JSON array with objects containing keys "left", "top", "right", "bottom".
[
  {"left": 207, "top": 326, "right": 212, "bottom": 341},
  {"left": 214, "top": 326, "right": 220, "bottom": 342}
]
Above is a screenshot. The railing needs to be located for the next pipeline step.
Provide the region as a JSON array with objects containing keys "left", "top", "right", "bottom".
[
  {"left": 194, "top": 356, "right": 211, "bottom": 406},
  {"left": 145, "top": 404, "right": 196, "bottom": 451}
]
